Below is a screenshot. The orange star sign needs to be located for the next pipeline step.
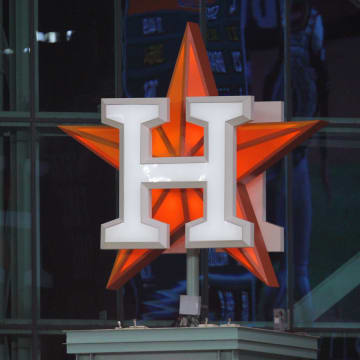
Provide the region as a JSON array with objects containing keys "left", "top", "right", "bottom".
[{"left": 59, "top": 23, "right": 326, "bottom": 290}]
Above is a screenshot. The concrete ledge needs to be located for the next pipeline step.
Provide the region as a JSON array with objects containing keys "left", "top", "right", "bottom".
[{"left": 65, "top": 326, "right": 318, "bottom": 359}]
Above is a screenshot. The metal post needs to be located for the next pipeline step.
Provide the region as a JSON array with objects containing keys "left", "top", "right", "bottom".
[
  {"left": 9, "top": 131, "right": 33, "bottom": 360},
  {"left": 9, "top": 0, "right": 30, "bottom": 110},
  {"left": 33, "top": 0, "right": 39, "bottom": 112},
  {"left": 199, "top": 0, "right": 208, "bottom": 316},
  {"left": 35, "top": 139, "right": 41, "bottom": 316},
  {"left": 0, "top": 136, "right": 4, "bottom": 319},
  {"left": 186, "top": 249, "right": 200, "bottom": 296},
  {"left": 284, "top": 0, "right": 294, "bottom": 331},
  {"left": 0, "top": 0, "right": 4, "bottom": 110},
  {"left": 115, "top": 0, "right": 124, "bottom": 325},
  {"left": 114, "top": 0, "right": 123, "bottom": 98},
  {"left": 0, "top": 136, "right": 5, "bottom": 360},
  {"left": 10, "top": 131, "right": 32, "bottom": 318},
  {"left": 199, "top": 0, "right": 207, "bottom": 44},
  {"left": 30, "top": 0, "right": 40, "bottom": 356}
]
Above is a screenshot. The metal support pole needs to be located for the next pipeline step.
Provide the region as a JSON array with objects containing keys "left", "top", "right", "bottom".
[
  {"left": 199, "top": 0, "right": 207, "bottom": 44},
  {"left": 0, "top": 0, "right": 4, "bottom": 110},
  {"left": 114, "top": 0, "right": 123, "bottom": 98},
  {"left": 0, "top": 136, "right": 4, "bottom": 319},
  {"left": 9, "top": 0, "right": 30, "bottom": 111},
  {"left": 10, "top": 131, "right": 32, "bottom": 319},
  {"left": 115, "top": 0, "right": 124, "bottom": 325},
  {"left": 0, "top": 136, "right": 5, "bottom": 360},
  {"left": 186, "top": 249, "right": 200, "bottom": 296},
  {"left": 33, "top": 0, "right": 39, "bottom": 112},
  {"left": 30, "top": 0, "right": 39, "bottom": 358},
  {"left": 284, "top": 0, "right": 294, "bottom": 331},
  {"left": 199, "top": 0, "right": 208, "bottom": 316},
  {"left": 9, "top": 131, "right": 33, "bottom": 360}
]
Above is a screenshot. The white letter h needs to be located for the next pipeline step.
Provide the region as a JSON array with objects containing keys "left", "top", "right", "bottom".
[{"left": 101, "top": 96, "right": 254, "bottom": 250}]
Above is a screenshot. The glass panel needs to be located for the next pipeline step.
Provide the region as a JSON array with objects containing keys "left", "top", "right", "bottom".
[
  {"left": 0, "top": 0, "right": 30, "bottom": 112},
  {"left": 0, "top": 335, "right": 32, "bottom": 360},
  {"left": 206, "top": 0, "right": 287, "bottom": 322},
  {"left": 208, "top": 258, "right": 280, "bottom": 322},
  {"left": 246, "top": 0, "right": 285, "bottom": 102},
  {"left": 0, "top": 125, "right": 32, "bottom": 321},
  {"left": 38, "top": 0, "right": 114, "bottom": 112},
  {"left": 290, "top": 1, "right": 360, "bottom": 118},
  {"left": 206, "top": 0, "right": 248, "bottom": 96},
  {"left": 319, "top": 336, "right": 360, "bottom": 360},
  {"left": 38, "top": 124, "right": 117, "bottom": 319},
  {"left": 206, "top": 158, "right": 287, "bottom": 323},
  {"left": 123, "top": 0, "right": 199, "bottom": 98},
  {"left": 206, "top": 0, "right": 285, "bottom": 99},
  {"left": 293, "top": 127, "right": 360, "bottom": 326},
  {"left": 122, "top": 254, "right": 185, "bottom": 321},
  {"left": 40, "top": 335, "right": 74, "bottom": 360},
  {"left": 286, "top": 0, "right": 326, "bottom": 118}
]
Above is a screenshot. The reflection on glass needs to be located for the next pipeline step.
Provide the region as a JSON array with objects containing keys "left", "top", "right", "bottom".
[
  {"left": 206, "top": 0, "right": 249, "bottom": 96},
  {"left": 260, "top": 0, "right": 328, "bottom": 321},
  {"left": 264, "top": 0, "right": 328, "bottom": 118},
  {"left": 265, "top": 0, "right": 360, "bottom": 118},
  {"left": 38, "top": 126, "right": 117, "bottom": 319},
  {"left": 240, "top": 0, "right": 287, "bottom": 321},
  {"left": 208, "top": 253, "right": 260, "bottom": 321},
  {"left": 247, "top": 0, "right": 284, "bottom": 101},
  {"left": 206, "top": 0, "right": 286, "bottom": 322},
  {"left": 319, "top": 336, "right": 360, "bottom": 360},
  {"left": 310, "top": 0, "right": 360, "bottom": 117},
  {"left": 0, "top": 126, "right": 32, "bottom": 320},
  {"left": 123, "top": 1, "right": 200, "bottom": 98},
  {"left": 0, "top": 336, "right": 32, "bottom": 360},
  {"left": 0, "top": 0, "right": 30, "bottom": 111},
  {"left": 294, "top": 130, "right": 360, "bottom": 325},
  {"left": 38, "top": 0, "right": 114, "bottom": 111}
]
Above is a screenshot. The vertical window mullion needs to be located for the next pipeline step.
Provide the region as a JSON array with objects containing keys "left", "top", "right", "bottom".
[
  {"left": 29, "top": 0, "right": 39, "bottom": 358},
  {"left": 284, "top": 0, "right": 294, "bottom": 331}
]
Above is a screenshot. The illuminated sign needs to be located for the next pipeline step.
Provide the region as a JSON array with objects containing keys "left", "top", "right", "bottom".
[
  {"left": 101, "top": 96, "right": 254, "bottom": 250},
  {"left": 60, "top": 23, "right": 326, "bottom": 290}
]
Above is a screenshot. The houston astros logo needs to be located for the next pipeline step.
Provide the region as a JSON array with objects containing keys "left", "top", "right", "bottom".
[
  {"left": 60, "top": 23, "right": 326, "bottom": 289},
  {"left": 101, "top": 96, "right": 253, "bottom": 250}
]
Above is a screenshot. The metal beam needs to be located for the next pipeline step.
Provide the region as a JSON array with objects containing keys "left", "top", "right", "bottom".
[{"left": 294, "top": 252, "right": 360, "bottom": 323}]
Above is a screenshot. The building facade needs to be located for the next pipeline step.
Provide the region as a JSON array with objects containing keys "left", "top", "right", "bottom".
[{"left": 1, "top": 0, "right": 360, "bottom": 359}]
